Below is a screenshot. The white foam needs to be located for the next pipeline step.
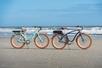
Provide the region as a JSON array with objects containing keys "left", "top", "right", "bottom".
[{"left": 0, "top": 27, "right": 102, "bottom": 35}]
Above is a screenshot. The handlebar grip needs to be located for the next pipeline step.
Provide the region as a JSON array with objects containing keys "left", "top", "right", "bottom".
[{"left": 76, "top": 25, "right": 83, "bottom": 30}]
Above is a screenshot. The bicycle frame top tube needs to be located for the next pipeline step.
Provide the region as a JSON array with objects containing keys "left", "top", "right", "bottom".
[
  {"left": 60, "top": 29, "right": 81, "bottom": 42},
  {"left": 20, "top": 27, "right": 41, "bottom": 41}
]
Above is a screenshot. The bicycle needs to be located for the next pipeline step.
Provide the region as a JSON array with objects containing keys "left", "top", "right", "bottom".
[
  {"left": 51, "top": 26, "right": 92, "bottom": 49},
  {"left": 10, "top": 27, "right": 49, "bottom": 49}
]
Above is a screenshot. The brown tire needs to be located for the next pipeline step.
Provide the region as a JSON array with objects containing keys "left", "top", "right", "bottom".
[
  {"left": 51, "top": 34, "right": 67, "bottom": 50},
  {"left": 10, "top": 35, "right": 25, "bottom": 49},
  {"left": 76, "top": 33, "right": 92, "bottom": 49},
  {"left": 34, "top": 34, "right": 49, "bottom": 49}
]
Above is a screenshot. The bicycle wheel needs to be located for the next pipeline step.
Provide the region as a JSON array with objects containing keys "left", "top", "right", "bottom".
[
  {"left": 52, "top": 34, "right": 67, "bottom": 49},
  {"left": 10, "top": 35, "right": 25, "bottom": 49},
  {"left": 34, "top": 34, "right": 49, "bottom": 49},
  {"left": 76, "top": 33, "right": 92, "bottom": 49}
]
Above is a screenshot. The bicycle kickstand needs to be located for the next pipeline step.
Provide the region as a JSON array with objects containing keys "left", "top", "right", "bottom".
[{"left": 26, "top": 44, "right": 29, "bottom": 49}]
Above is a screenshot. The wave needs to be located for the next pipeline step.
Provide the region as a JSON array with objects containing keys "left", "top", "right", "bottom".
[{"left": 0, "top": 26, "right": 102, "bottom": 37}]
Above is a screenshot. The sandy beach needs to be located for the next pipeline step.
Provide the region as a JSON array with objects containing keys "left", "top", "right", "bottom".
[{"left": 0, "top": 35, "right": 102, "bottom": 68}]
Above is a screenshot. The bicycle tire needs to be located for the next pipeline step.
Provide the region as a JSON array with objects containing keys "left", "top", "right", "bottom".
[
  {"left": 10, "top": 35, "right": 25, "bottom": 49},
  {"left": 34, "top": 34, "right": 49, "bottom": 49},
  {"left": 76, "top": 33, "right": 92, "bottom": 49},
  {"left": 51, "top": 34, "right": 67, "bottom": 49}
]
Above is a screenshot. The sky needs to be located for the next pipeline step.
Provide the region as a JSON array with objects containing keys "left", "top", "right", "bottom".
[{"left": 0, "top": 0, "right": 102, "bottom": 26}]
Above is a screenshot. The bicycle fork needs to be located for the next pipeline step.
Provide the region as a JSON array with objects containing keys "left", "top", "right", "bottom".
[{"left": 77, "top": 33, "right": 85, "bottom": 42}]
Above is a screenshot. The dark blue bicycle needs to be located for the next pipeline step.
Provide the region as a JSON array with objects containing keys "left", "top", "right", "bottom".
[{"left": 51, "top": 26, "right": 92, "bottom": 49}]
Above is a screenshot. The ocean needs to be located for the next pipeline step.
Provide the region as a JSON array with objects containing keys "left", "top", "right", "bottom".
[{"left": 0, "top": 26, "right": 102, "bottom": 38}]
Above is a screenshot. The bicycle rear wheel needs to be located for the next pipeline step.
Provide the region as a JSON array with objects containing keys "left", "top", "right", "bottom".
[
  {"left": 51, "top": 34, "right": 67, "bottom": 49},
  {"left": 76, "top": 33, "right": 92, "bottom": 49},
  {"left": 34, "top": 34, "right": 49, "bottom": 49},
  {"left": 10, "top": 35, "right": 25, "bottom": 49}
]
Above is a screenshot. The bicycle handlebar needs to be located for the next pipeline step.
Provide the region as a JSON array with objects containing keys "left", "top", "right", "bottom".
[
  {"left": 75, "top": 25, "right": 83, "bottom": 30},
  {"left": 37, "top": 26, "right": 42, "bottom": 32}
]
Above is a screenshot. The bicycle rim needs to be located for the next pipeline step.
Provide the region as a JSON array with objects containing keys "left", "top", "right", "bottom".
[
  {"left": 76, "top": 33, "right": 92, "bottom": 49},
  {"left": 52, "top": 34, "right": 67, "bottom": 49},
  {"left": 34, "top": 34, "right": 49, "bottom": 49},
  {"left": 11, "top": 35, "right": 25, "bottom": 49}
]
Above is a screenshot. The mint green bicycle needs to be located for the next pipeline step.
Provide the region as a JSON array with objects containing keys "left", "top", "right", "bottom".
[{"left": 10, "top": 27, "right": 49, "bottom": 49}]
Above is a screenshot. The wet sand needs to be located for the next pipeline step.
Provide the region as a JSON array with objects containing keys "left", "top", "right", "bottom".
[{"left": 0, "top": 35, "right": 102, "bottom": 68}]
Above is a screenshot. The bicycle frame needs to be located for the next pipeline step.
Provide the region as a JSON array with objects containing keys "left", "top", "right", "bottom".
[
  {"left": 60, "top": 29, "right": 82, "bottom": 43},
  {"left": 21, "top": 32, "right": 35, "bottom": 41},
  {"left": 16, "top": 28, "right": 41, "bottom": 43},
  {"left": 22, "top": 29, "right": 40, "bottom": 41}
]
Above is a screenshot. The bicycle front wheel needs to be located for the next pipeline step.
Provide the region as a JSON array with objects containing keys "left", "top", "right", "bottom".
[
  {"left": 76, "top": 33, "right": 92, "bottom": 49},
  {"left": 34, "top": 34, "right": 49, "bottom": 49},
  {"left": 10, "top": 35, "right": 25, "bottom": 49},
  {"left": 52, "top": 34, "right": 67, "bottom": 49}
]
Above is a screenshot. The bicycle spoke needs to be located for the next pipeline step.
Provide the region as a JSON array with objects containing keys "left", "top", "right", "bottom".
[
  {"left": 76, "top": 33, "right": 92, "bottom": 49},
  {"left": 52, "top": 34, "right": 67, "bottom": 49},
  {"left": 34, "top": 34, "right": 49, "bottom": 49},
  {"left": 11, "top": 35, "right": 25, "bottom": 49}
]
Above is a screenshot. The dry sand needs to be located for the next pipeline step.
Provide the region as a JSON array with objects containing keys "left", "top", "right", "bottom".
[{"left": 0, "top": 35, "right": 102, "bottom": 68}]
